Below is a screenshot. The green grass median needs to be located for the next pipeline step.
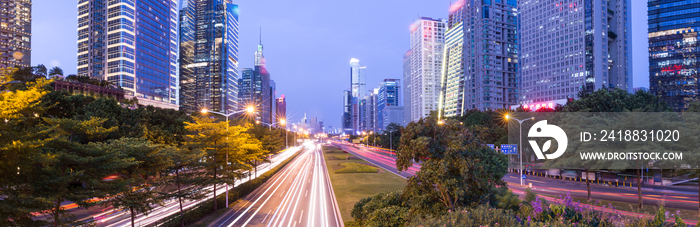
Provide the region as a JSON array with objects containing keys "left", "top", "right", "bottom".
[{"left": 322, "top": 145, "right": 406, "bottom": 226}]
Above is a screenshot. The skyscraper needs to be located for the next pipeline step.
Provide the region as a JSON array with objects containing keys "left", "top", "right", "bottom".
[
  {"left": 402, "top": 50, "right": 412, "bottom": 125},
  {"left": 410, "top": 17, "right": 446, "bottom": 122},
  {"left": 350, "top": 58, "right": 366, "bottom": 134},
  {"left": 1, "top": 0, "right": 30, "bottom": 68},
  {"left": 438, "top": 10, "right": 464, "bottom": 118},
  {"left": 342, "top": 90, "right": 353, "bottom": 135},
  {"left": 238, "top": 41, "right": 272, "bottom": 124},
  {"left": 179, "top": 0, "right": 239, "bottom": 113},
  {"left": 519, "top": 0, "right": 632, "bottom": 108},
  {"left": 648, "top": 0, "right": 699, "bottom": 111},
  {"left": 452, "top": 0, "right": 520, "bottom": 111},
  {"left": 78, "top": 0, "right": 178, "bottom": 109},
  {"left": 276, "top": 94, "right": 286, "bottom": 121},
  {"left": 360, "top": 89, "right": 377, "bottom": 132},
  {"left": 377, "top": 79, "right": 401, "bottom": 130}
]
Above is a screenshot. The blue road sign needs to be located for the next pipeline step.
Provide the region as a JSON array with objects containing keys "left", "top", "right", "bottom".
[
  {"left": 486, "top": 144, "right": 495, "bottom": 150},
  {"left": 522, "top": 175, "right": 526, "bottom": 179},
  {"left": 501, "top": 144, "right": 518, "bottom": 155}
]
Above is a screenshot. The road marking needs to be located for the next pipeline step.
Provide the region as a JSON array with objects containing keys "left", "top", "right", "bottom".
[
  {"left": 299, "top": 210, "right": 304, "bottom": 223},
  {"left": 222, "top": 151, "right": 307, "bottom": 227},
  {"left": 305, "top": 190, "right": 307, "bottom": 197},
  {"left": 262, "top": 210, "right": 271, "bottom": 223},
  {"left": 293, "top": 221, "right": 297, "bottom": 227},
  {"left": 281, "top": 189, "right": 285, "bottom": 196},
  {"left": 268, "top": 153, "right": 313, "bottom": 227}
]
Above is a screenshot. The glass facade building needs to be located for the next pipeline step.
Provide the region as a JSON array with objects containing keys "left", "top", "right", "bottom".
[
  {"left": 342, "top": 90, "right": 353, "bottom": 135},
  {"left": 78, "top": 0, "right": 178, "bottom": 109},
  {"left": 402, "top": 50, "right": 411, "bottom": 125},
  {"left": 0, "top": 0, "right": 30, "bottom": 68},
  {"left": 238, "top": 42, "right": 273, "bottom": 124},
  {"left": 377, "top": 79, "right": 401, "bottom": 130},
  {"left": 438, "top": 21, "right": 464, "bottom": 118},
  {"left": 648, "top": 0, "right": 700, "bottom": 111},
  {"left": 179, "top": 0, "right": 239, "bottom": 113},
  {"left": 519, "top": 0, "right": 632, "bottom": 107}
]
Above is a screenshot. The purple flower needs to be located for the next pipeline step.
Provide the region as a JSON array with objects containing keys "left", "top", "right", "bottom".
[{"left": 532, "top": 196, "right": 544, "bottom": 214}]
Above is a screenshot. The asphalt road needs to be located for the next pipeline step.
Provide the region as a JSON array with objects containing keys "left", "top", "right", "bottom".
[
  {"left": 39, "top": 147, "right": 303, "bottom": 227},
  {"left": 331, "top": 141, "right": 700, "bottom": 211},
  {"left": 209, "top": 142, "right": 342, "bottom": 227}
]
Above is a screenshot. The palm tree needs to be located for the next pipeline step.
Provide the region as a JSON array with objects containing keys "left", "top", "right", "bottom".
[{"left": 48, "top": 66, "right": 63, "bottom": 77}]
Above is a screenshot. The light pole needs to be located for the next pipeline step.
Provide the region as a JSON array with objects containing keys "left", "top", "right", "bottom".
[
  {"left": 201, "top": 106, "right": 255, "bottom": 208},
  {"left": 505, "top": 114, "right": 534, "bottom": 186},
  {"left": 388, "top": 129, "right": 396, "bottom": 154}
]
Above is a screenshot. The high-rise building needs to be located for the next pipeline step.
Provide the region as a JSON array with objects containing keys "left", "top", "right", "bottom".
[
  {"left": 438, "top": 14, "right": 465, "bottom": 118},
  {"left": 1, "top": 0, "right": 30, "bottom": 68},
  {"left": 238, "top": 41, "right": 273, "bottom": 124},
  {"left": 342, "top": 90, "right": 353, "bottom": 135},
  {"left": 648, "top": 0, "right": 699, "bottom": 111},
  {"left": 350, "top": 58, "right": 366, "bottom": 134},
  {"left": 402, "top": 50, "right": 412, "bottom": 125},
  {"left": 270, "top": 80, "right": 276, "bottom": 123},
  {"left": 452, "top": 0, "right": 520, "bottom": 111},
  {"left": 179, "top": 0, "right": 239, "bottom": 113},
  {"left": 377, "top": 79, "right": 401, "bottom": 130},
  {"left": 410, "top": 17, "right": 446, "bottom": 122},
  {"left": 79, "top": 0, "right": 178, "bottom": 109},
  {"left": 360, "top": 89, "right": 377, "bottom": 132},
  {"left": 276, "top": 94, "right": 286, "bottom": 121},
  {"left": 520, "top": 0, "right": 631, "bottom": 108}
]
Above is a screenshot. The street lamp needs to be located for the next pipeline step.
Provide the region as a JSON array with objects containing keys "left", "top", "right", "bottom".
[
  {"left": 504, "top": 114, "right": 534, "bottom": 186},
  {"left": 200, "top": 106, "right": 255, "bottom": 208},
  {"left": 388, "top": 129, "right": 397, "bottom": 155}
]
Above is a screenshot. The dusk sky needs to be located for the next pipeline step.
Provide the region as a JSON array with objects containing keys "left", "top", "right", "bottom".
[{"left": 32, "top": 0, "right": 648, "bottom": 129}]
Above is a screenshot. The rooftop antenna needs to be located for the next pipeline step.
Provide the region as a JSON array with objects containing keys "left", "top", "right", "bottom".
[{"left": 259, "top": 27, "right": 262, "bottom": 45}]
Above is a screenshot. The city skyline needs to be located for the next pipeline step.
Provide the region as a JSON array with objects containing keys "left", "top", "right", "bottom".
[{"left": 32, "top": 0, "right": 649, "bottom": 128}]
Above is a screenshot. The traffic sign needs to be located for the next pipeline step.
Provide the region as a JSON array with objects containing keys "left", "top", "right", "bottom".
[
  {"left": 486, "top": 144, "right": 495, "bottom": 150},
  {"left": 501, "top": 144, "right": 518, "bottom": 155},
  {"left": 522, "top": 175, "right": 526, "bottom": 179}
]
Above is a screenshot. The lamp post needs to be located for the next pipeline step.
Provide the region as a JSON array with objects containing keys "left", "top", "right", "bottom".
[
  {"left": 505, "top": 114, "right": 534, "bottom": 186},
  {"left": 388, "top": 129, "right": 396, "bottom": 155},
  {"left": 201, "top": 106, "right": 254, "bottom": 208}
]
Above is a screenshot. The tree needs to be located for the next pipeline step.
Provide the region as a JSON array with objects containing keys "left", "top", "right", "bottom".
[
  {"left": 104, "top": 138, "right": 172, "bottom": 227},
  {"left": 351, "top": 190, "right": 410, "bottom": 227},
  {"left": 396, "top": 115, "right": 509, "bottom": 216},
  {"left": 0, "top": 70, "right": 53, "bottom": 226},
  {"left": 160, "top": 146, "right": 207, "bottom": 227},
  {"left": 547, "top": 89, "right": 671, "bottom": 207},
  {"left": 48, "top": 66, "right": 63, "bottom": 77},
  {"left": 185, "top": 116, "right": 260, "bottom": 211},
  {"left": 35, "top": 64, "right": 47, "bottom": 78},
  {"left": 32, "top": 117, "right": 135, "bottom": 227}
]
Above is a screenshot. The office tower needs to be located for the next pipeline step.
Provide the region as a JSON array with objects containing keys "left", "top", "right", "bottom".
[
  {"left": 450, "top": 0, "right": 520, "bottom": 111},
  {"left": 270, "top": 79, "right": 276, "bottom": 123},
  {"left": 179, "top": 0, "right": 239, "bottom": 113},
  {"left": 342, "top": 90, "right": 353, "bottom": 135},
  {"left": 438, "top": 6, "right": 465, "bottom": 118},
  {"left": 238, "top": 41, "right": 272, "bottom": 124},
  {"left": 0, "top": 0, "right": 30, "bottom": 68},
  {"left": 649, "top": 0, "right": 699, "bottom": 111},
  {"left": 78, "top": 0, "right": 178, "bottom": 109},
  {"left": 377, "top": 79, "right": 401, "bottom": 130},
  {"left": 350, "top": 58, "right": 366, "bottom": 134},
  {"left": 519, "top": 0, "right": 632, "bottom": 108},
  {"left": 410, "top": 17, "right": 446, "bottom": 122},
  {"left": 276, "top": 94, "right": 286, "bottom": 121},
  {"left": 309, "top": 117, "right": 319, "bottom": 134},
  {"left": 360, "top": 89, "right": 377, "bottom": 132},
  {"left": 402, "top": 50, "right": 412, "bottom": 125}
]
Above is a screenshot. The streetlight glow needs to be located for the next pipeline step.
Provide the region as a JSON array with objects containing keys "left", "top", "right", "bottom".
[
  {"left": 280, "top": 119, "right": 286, "bottom": 125},
  {"left": 246, "top": 106, "right": 255, "bottom": 113},
  {"left": 201, "top": 109, "right": 209, "bottom": 114}
]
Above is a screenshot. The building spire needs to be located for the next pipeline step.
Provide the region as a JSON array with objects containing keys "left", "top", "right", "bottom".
[{"left": 259, "top": 27, "right": 262, "bottom": 45}]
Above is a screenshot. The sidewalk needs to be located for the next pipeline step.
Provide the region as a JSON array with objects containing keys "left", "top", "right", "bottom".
[
  {"left": 515, "top": 170, "right": 698, "bottom": 196},
  {"left": 509, "top": 184, "right": 698, "bottom": 226}
]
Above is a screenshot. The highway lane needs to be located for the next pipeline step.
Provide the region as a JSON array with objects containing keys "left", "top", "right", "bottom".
[
  {"left": 209, "top": 143, "right": 342, "bottom": 227},
  {"left": 62, "top": 147, "right": 303, "bottom": 227},
  {"left": 331, "top": 141, "right": 700, "bottom": 211}
]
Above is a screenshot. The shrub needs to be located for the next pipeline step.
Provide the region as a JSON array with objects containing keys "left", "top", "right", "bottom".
[
  {"left": 409, "top": 205, "right": 522, "bottom": 227},
  {"left": 334, "top": 163, "right": 377, "bottom": 174},
  {"left": 351, "top": 190, "right": 410, "bottom": 227}
]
